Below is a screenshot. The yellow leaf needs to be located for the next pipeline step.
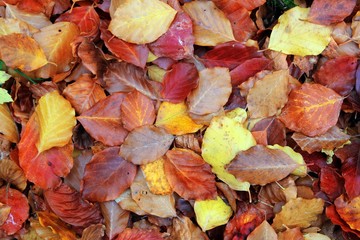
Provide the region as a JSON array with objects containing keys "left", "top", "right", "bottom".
[
  {"left": 202, "top": 109, "right": 256, "bottom": 191},
  {"left": 0, "top": 89, "right": 13, "bottom": 105},
  {"left": 183, "top": 1, "right": 235, "bottom": 46},
  {"left": 34, "top": 22, "right": 80, "bottom": 78},
  {"left": 147, "top": 65, "right": 166, "bottom": 82},
  {"left": 268, "top": 144, "right": 307, "bottom": 177},
  {"left": 109, "top": 0, "right": 177, "bottom": 44},
  {"left": 155, "top": 102, "right": 203, "bottom": 135},
  {"left": 35, "top": 91, "right": 76, "bottom": 153},
  {"left": 0, "top": 33, "right": 47, "bottom": 72},
  {"left": 268, "top": 7, "right": 331, "bottom": 56},
  {"left": 0, "top": 104, "right": 18, "bottom": 143},
  {"left": 194, "top": 196, "right": 233, "bottom": 231},
  {"left": 303, "top": 233, "right": 331, "bottom": 240},
  {"left": 140, "top": 158, "right": 172, "bottom": 195},
  {"left": 272, "top": 197, "right": 324, "bottom": 231},
  {"left": 0, "top": 18, "right": 38, "bottom": 36}
]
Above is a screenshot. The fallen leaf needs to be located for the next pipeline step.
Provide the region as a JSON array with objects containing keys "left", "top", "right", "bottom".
[
  {"left": 303, "top": 233, "right": 331, "bottom": 240},
  {"left": 109, "top": 0, "right": 176, "bottom": 44},
  {"left": 247, "top": 70, "right": 290, "bottom": 118},
  {"left": 115, "top": 228, "right": 163, "bottom": 240},
  {"left": 226, "top": 145, "right": 299, "bottom": 185},
  {"left": 272, "top": 198, "right": 324, "bottom": 231},
  {"left": 251, "top": 117, "right": 286, "bottom": 146},
  {"left": 64, "top": 150, "right": 92, "bottom": 191},
  {"left": 258, "top": 176, "right": 297, "bottom": 205},
  {"left": 213, "top": 0, "right": 265, "bottom": 11},
  {"left": 326, "top": 205, "right": 360, "bottom": 238},
  {"left": 183, "top": 1, "right": 235, "bottom": 46},
  {"left": 0, "top": 187, "right": 29, "bottom": 235},
  {"left": 35, "top": 91, "right": 76, "bottom": 153},
  {"left": 44, "top": 183, "right": 103, "bottom": 227},
  {"left": 320, "top": 166, "right": 344, "bottom": 201},
  {"left": 0, "top": 158, "right": 26, "bottom": 191},
  {"left": 33, "top": 22, "right": 80, "bottom": 78},
  {"left": 26, "top": 217, "right": 61, "bottom": 240},
  {"left": 77, "top": 93, "right": 129, "bottom": 146},
  {"left": 202, "top": 109, "right": 256, "bottom": 190},
  {"left": 164, "top": 148, "right": 217, "bottom": 201},
  {"left": 81, "top": 224, "right": 105, "bottom": 240},
  {"left": 247, "top": 220, "right": 277, "bottom": 240},
  {"left": 187, "top": 67, "right": 232, "bottom": 115},
  {"left": 116, "top": 189, "right": 147, "bottom": 216},
  {"left": 268, "top": 7, "right": 332, "bottom": 56},
  {"left": 0, "top": 104, "right": 18, "bottom": 143},
  {"left": 0, "top": 204, "right": 11, "bottom": 227},
  {"left": 161, "top": 62, "right": 199, "bottom": 103},
  {"left": 175, "top": 134, "right": 202, "bottom": 154},
  {"left": 342, "top": 156, "right": 360, "bottom": 200},
  {"left": 155, "top": 102, "right": 203, "bottom": 135},
  {"left": 292, "top": 126, "right": 350, "bottom": 154},
  {"left": 37, "top": 211, "right": 77, "bottom": 240},
  {"left": 100, "top": 201, "right": 129, "bottom": 240},
  {"left": 169, "top": 215, "right": 208, "bottom": 240},
  {"left": 130, "top": 171, "right": 177, "bottom": 218},
  {"left": 81, "top": 147, "right": 137, "bottom": 202},
  {"left": 0, "top": 33, "right": 47, "bottom": 72},
  {"left": 308, "top": 0, "right": 356, "bottom": 25},
  {"left": 119, "top": 125, "right": 174, "bottom": 165},
  {"left": 149, "top": 12, "right": 194, "bottom": 60},
  {"left": 335, "top": 195, "right": 360, "bottom": 231},
  {"left": 63, "top": 74, "right": 107, "bottom": 114},
  {"left": 141, "top": 158, "right": 172, "bottom": 195},
  {"left": 278, "top": 227, "right": 304, "bottom": 240},
  {"left": 194, "top": 196, "right": 233, "bottom": 231},
  {"left": 0, "top": 18, "right": 38, "bottom": 36},
  {"left": 120, "top": 90, "right": 156, "bottom": 131},
  {"left": 278, "top": 83, "right": 343, "bottom": 137}
]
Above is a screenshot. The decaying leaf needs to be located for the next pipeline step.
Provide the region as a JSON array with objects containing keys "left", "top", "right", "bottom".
[
  {"left": 0, "top": 158, "right": 26, "bottom": 191},
  {"left": 141, "top": 158, "right": 172, "bottom": 195},
  {"left": 0, "top": 104, "right": 19, "bottom": 143}
]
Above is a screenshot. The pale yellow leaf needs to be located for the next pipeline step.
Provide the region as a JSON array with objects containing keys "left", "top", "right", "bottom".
[
  {"left": 34, "top": 22, "right": 80, "bottom": 78},
  {"left": 155, "top": 102, "right": 203, "bottom": 135},
  {"left": 247, "top": 220, "right": 277, "bottom": 240},
  {"left": 194, "top": 196, "right": 233, "bottom": 231},
  {"left": 140, "top": 158, "right": 172, "bottom": 195},
  {"left": 0, "top": 104, "right": 18, "bottom": 143},
  {"left": 109, "top": 0, "right": 177, "bottom": 44},
  {"left": 183, "top": 1, "right": 235, "bottom": 46},
  {"left": 303, "top": 233, "right": 331, "bottom": 240},
  {"left": 202, "top": 109, "right": 256, "bottom": 191},
  {"left": 0, "top": 18, "right": 38, "bottom": 36},
  {"left": 35, "top": 91, "right": 76, "bottom": 153},
  {"left": 147, "top": 65, "right": 166, "bottom": 82},
  {"left": 0, "top": 89, "right": 13, "bottom": 104},
  {"left": 268, "top": 7, "right": 331, "bottom": 56}
]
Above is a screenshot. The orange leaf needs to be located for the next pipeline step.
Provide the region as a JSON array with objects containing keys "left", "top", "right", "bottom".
[
  {"left": 37, "top": 211, "right": 77, "bottom": 240},
  {"left": 335, "top": 195, "right": 360, "bottom": 231},
  {"left": 164, "top": 148, "right": 217, "bottom": 200},
  {"left": 115, "top": 228, "right": 163, "bottom": 240},
  {"left": 0, "top": 158, "right": 27, "bottom": 191},
  {"left": 0, "top": 104, "right": 19, "bottom": 143},
  {"left": 120, "top": 90, "right": 156, "bottom": 131},
  {"left": 278, "top": 83, "right": 343, "bottom": 137},
  {"left": 141, "top": 158, "right": 173, "bottom": 195},
  {"left": 278, "top": 227, "right": 304, "bottom": 240},
  {"left": 247, "top": 220, "right": 277, "bottom": 240},
  {"left": 0, "top": 33, "right": 47, "bottom": 72}
]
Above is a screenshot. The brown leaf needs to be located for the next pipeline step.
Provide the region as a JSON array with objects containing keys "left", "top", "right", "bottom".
[
  {"left": 164, "top": 148, "right": 217, "bottom": 200},
  {"left": 251, "top": 117, "right": 286, "bottom": 146},
  {"left": 121, "top": 90, "right": 156, "bottom": 131},
  {"left": 272, "top": 198, "right": 324, "bottom": 231},
  {"left": 278, "top": 83, "right": 343, "bottom": 137},
  {"left": 28, "top": 217, "right": 61, "bottom": 240},
  {"left": 169, "top": 215, "right": 209, "bottom": 240},
  {"left": 0, "top": 104, "right": 19, "bottom": 143},
  {"left": 120, "top": 125, "right": 174, "bottom": 165},
  {"left": 258, "top": 176, "right": 297, "bottom": 205},
  {"left": 115, "top": 228, "right": 163, "bottom": 240},
  {"left": 226, "top": 145, "right": 299, "bottom": 185},
  {"left": 335, "top": 195, "right": 360, "bottom": 231},
  {"left": 187, "top": 67, "right": 232, "bottom": 115},
  {"left": 81, "top": 224, "right": 105, "bottom": 240},
  {"left": 104, "top": 61, "right": 159, "bottom": 99},
  {"left": 0, "top": 158, "right": 27, "bottom": 191},
  {"left": 247, "top": 220, "right": 277, "bottom": 240},
  {"left": 63, "top": 74, "right": 107, "bottom": 114},
  {"left": 278, "top": 227, "right": 304, "bottom": 240},
  {"left": 100, "top": 201, "right": 129, "bottom": 240},
  {"left": 174, "top": 134, "right": 202, "bottom": 154},
  {"left": 247, "top": 70, "right": 290, "bottom": 118},
  {"left": 292, "top": 126, "right": 350, "bottom": 154},
  {"left": 0, "top": 204, "right": 11, "bottom": 227},
  {"left": 81, "top": 147, "right": 137, "bottom": 202},
  {"left": 77, "top": 93, "right": 129, "bottom": 146}
]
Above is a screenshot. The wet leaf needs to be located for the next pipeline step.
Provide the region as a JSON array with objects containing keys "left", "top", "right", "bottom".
[
  {"left": 164, "top": 148, "right": 217, "bottom": 201},
  {"left": 77, "top": 93, "right": 129, "bottom": 146},
  {"left": 183, "top": 1, "right": 235, "bottom": 46},
  {"left": 335, "top": 195, "right": 360, "bottom": 231},
  {"left": 0, "top": 158, "right": 26, "bottom": 191},
  {"left": 155, "top": 102, "right": 203, "bottom": 135},
  {"left": 269, "top": 7, "right": 332, "bottom": 56},
  {"left": 247, "top": 220, "right": 277, "bottom": 240},
  {"left": 141, "top": 158, "right": 172, "bottom": 195},
  {"left": 279, "top": 83, "right": 343, "bottom": 137},
  {"left": 194, "top": 196, "right": 233, "bottom": 231},
  {"left": 0, "top": 104, "right": 18, "bottom": 143},
  {"left": 81, "top": 147, "right": 137, "bottom": 202},
  {"left": 120, "top": 125, "right": 174, "bottom": 165},
  {"left": 100, "top": 201, "right": 129, "bottom": 240},
  {"left": 109, "top": 0, "right": 176, "bottom": 44}
]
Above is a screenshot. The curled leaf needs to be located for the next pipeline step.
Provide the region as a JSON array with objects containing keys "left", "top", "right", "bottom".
[{"left": 0, "top": 158, "right": 26, "bottom": 191}]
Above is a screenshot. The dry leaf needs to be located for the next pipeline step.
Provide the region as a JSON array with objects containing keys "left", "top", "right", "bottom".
[
  {"left": 0, "top": 104, "right": 18, "bottom": 143},
  {"left": 37, "top": 211, "right": 78, "bottom": 240},
  {"left": 335, "top": 195, "right": 360, "bottom": 231},
  {"left": 141, "top": 158, "right": 172, "bottom": 195},
  {"left": 81, "top": 224, "right": 105, "bottom": 240},
  {"left": 0, "top": 158, "right": 26, "bottom": 191},
  {"left": 169, "top": 215, "right": 209, "bottom": 240},
  {"left": 247, "top": 220, "right": 277, "bottom": 240},
  {"left": 100, "top": 201, "right": 129, "bottom": 240}
]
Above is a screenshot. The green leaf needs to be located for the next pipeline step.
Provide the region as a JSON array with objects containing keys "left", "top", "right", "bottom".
[
  {"left": 0, "top": 70, "right": 11, "bottom": 85},
  {"left": 0, "top": 88, "right": 13, "bottom": 104}
]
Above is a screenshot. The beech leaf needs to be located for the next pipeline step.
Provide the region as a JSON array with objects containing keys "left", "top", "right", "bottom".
[
  {"left": 100, "top": 201, "right": 129, "bottom": 240},
  {"left": 0, "top": 89, "right": 12, "bottom": 104},
  {"left": 119, "top": 125, "right": 174, "bottom": 165},
  {"left": 0, "top": 104, "right": 19, "bottom": 143},
  {"left": 335, "top": 195, "right": 360, "bottom": 231},
  {"left": 115, "top": 228, "right": 163, "bottom": 240},
  {"left": 0, "top": 158, "right": 27, "bottom": 191},
  {"left": 37, "top": 211, "right": 77, "bottom": 240},
  {"left": 247, "top": 220, "right": 277, "bottom": 240},
  {"left": 169, "top": 215, "right": 209, "bottom": 240},
  {"left": 81, "top": 224, "right": 105, "bottom": 240}
]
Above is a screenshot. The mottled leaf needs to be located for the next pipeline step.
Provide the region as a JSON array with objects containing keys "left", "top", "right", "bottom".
[{"left": 100, "top": 201, "right": 129, "bottom": 240}]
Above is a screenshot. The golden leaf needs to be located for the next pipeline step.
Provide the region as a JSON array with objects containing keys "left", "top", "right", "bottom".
[
  {"left": 0, "top": 104, "right": 18, "bottom": 143},
  {"left": 141, "top": 158, "right": 172, "bottom": 195}
]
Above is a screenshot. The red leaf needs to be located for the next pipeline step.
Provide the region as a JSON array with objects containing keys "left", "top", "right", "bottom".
[
  {"left": 77, "top": 93, "right": 129, "bottom": 146},
  {"left": 342, "top": 156, "right": 360, "bottom": 200},
  {"left": 213, "top": 0, "right": 265, "bottom": 11},
  {"left": 44, "top": 183, "right": 103, "bottom": 228},
  {"left": 100, "top": 20, "right": 149, "bottom": 68},
  {"left": 314, "top": 56, "right": 357, "bottom": 96},
  {"left": 320, "top": 167, "right": 344, "bottom": 201},
  {"left": 115, "top": 228, "right": 163, "bottom": 240},
  {"left": 149, "top": 12, "right": 194, "bottom": 60},
  {"left": 230, "top": 57, "right": 272, "bottom": 86},
  {"left": 335, "top": 141, "right": 360, "bottom": 163},
  {"left": 202, "top": 42, "right": 263, "bottom": 70},
  {"left": 56, "top": 5, "right": 100, "bottom": 38},
  {"left": 0, "top": 187, "right": 29, "bottom": 235},
  {"left": 14, "top": 0, "right": 54, "bottom": 16},
  {"left": 309, "top": 0, "right": 357, "bottom": 25},
  {"left": 81, "top": 147, "right": 137, "bottom": 202},
  {"left": 164, "top": 148, "right": 217, "bottom": 201},
  {"left": 326, "top": 205, "right": 360, "bottom": 238},
  {"left": 251, "top": 117, "right": 286, "bottom": 146},
  {"left": 224, "top": 202, "right": 264, "bottom": 240},
  {"left": 121, "top": 90, "right": 156, "bottom": 131},
  {"left": 18, "top": 114, "right": 73, "bottom": 189},
  {"left": 161, "top": 62, "right": 199, "bottom": 103}
]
